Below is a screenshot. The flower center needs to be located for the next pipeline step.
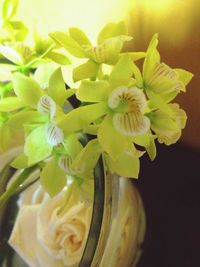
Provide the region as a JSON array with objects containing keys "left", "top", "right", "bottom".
[
  {"left": 108, "top": 86, "right": 150, "bottom": 136},
  {"left": 108, "top": 86, "right": 146, "bottom": 114}
]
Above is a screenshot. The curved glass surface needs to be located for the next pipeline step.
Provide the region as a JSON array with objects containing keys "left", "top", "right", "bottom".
[{"left": 0, "top": 150, "right": 145, "bottom": 267}]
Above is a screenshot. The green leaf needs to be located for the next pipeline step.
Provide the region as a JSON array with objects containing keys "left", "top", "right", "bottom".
[
  {"left": 11, "top": 153, "right": 29, "bottom": 169},
  {"left": 72, "top": 139, "right": 101, "bottom": 173},
  {"left": 41, "top": 156, "right": 66, "bottom": 197},
  {"left": 109, "top": 54, "right": 134, "bottom": 88},
  {"left": 49, "top": 31, "right": 86, "bottom": 58},
  {"left": 98, "top": 115, "right": 128, "bottom": 160},
  {"left": 13, "top": 73, "right": 43, "bottom": 108},
  {"left": 0, "top": 44, "right": 23, "bottom": 65},
  {"left": 143, "top": 34, "right": 160, "bottom": 83},
  {"left": 97, "top": 21, "right": 128, "bottom": 44},
  {"left": 59, "top": 103, "right": 107, "bottom": 132},
  {"left": 0, "top": 97, "right": 24, "bottom": 111},
  {"left": 47, "top": 51, "right": 71, "bottom": 65},
  {"left": 73, "top": 60, "right": 99, "bottom": 82},
  {"left": 132, "top": 132, "right": 157, "bottom": 161},
  {"left": 174, "top": 68, "right": 194, "bottom": 86},
  {"left": 48, "top": 67, "right": 67, "bottom": 106},
  {"left": 24, "top": 125, "right": 52, "bottom": 165},
  {"left": 7, "top": 111, "right": 47, "bottom": 129},
  {"left": 2, "top": 0, "right": 19, "bottom": 20},
  {"left": 106, "top": 150, "right": 140, "bottom": 178},
  {"left": 76, "top": 80, "right": 110, "bottom": 102},
  {"left": 69, "top": 27, "right": 91, "bottom": 46}
]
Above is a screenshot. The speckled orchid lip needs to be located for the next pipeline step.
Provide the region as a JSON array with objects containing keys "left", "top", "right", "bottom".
[
  {"left": 46, "top": 123, "right": 64, "bottom": 146},
  {"left": 37, "top": 95, "right": 56, "bottom": 119},
  {"left": 58, "top": 155, "right": 73, "bottom": 174},
  {"left": 147, "top": 63, "right": 185, "bottom": 94},
  {"left": 108, "top": 86, "right": 150, "bottom": 136}
]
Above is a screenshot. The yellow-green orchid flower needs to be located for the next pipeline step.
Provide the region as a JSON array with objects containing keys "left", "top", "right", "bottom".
[
  {"left": 0, "top": 0, "right": 28, "bottom": 43},
  {"left": 142, "top": 34, "right": 193, "bottom": 104},
  {"left": 58, "top": 54, "right": 150, "bottom": 177},
  {"left": 1, "top": 68, "right": 71, "bottom": 165},
  {"left": 150, "top": 103, "right": 187, "bottom": 145},
  {"left": 50, "top": 21, "right": 146, "bottom": 82}
]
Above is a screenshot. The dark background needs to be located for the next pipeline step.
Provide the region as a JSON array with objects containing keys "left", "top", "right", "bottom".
[
  {"left": 135, "top": 143, "right": 200, "bottom": 267},
  {"left": 126, "top": 2, "right": 200, "bottom": 266}
]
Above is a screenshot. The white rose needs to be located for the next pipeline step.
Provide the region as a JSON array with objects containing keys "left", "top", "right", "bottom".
[
  {"left": 8, "top": 183, "right": 92, "bottom": 267},
  {"left": 7, "top": 171, "right": 145, "bottom": 267}
]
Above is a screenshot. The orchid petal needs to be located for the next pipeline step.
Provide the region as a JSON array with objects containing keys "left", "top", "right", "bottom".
[
  {"left": 69, "top": 27, "right": 91, "bottom": 46},
  {"left": 72, "top": 139, "right": 101, "bottom": 173},
  {"left": 106, "top": 150, "right": 140, "bottom": 179},
  {"left": 7, "top": 111, "right": 47, "bottom": 129},
  {"left": 121, "top": 52, "right": 146, "bottom": 61},
  {"left": 47, "top": 51, "right": 71, "bottom": 65},
  {"left": 77, "top": 80, "right": 110, "bottom": 102},
  {"left": 109, "top": 54, "right": 134, "bottom": 88},
  {"left": 41, "top": 156, "right": 66, "bottom": 197},
  {"left": 147, "top": 63, "right": 185, "bottom": 94},
  {"left": 24, "top": 125, "right": 52, "bottom": 165},
  {"left": 132, "top": 132, "right": 157, "bottom": 161},
  {"left": 143, "top": 34, "right": 160, "bottom": 83},
  {"left": 0, "top": 44, "right": 23, "bottom": 65},
  {"left": 49, "top": 31, "right": 86, "bottom": 58},
  {"left": 59, "top": 103, "right": 107, "bottom": 132},
  {"left": 97, "top": 21, "right": 128, "bottom": 45},
  {"left": 13, "top": 73, "right": 43, "bottom": 108},
  {"left": 85, "top": 37, "right": 124, "bottom": 65},
  {"left": 98, "top": 115, "right": 128, "bottom": 160},
  {"left": 63, "top": 134, "right": 83, "bottom": 159},
  {"left": 48, "top": 67, "right": 67, "bottom": 106},
  {"left": 0, "top": 97, "right": 24, "bottom": 112},
  {"left": 174, "top": 68, "right": 194, "bottom": 86},
  {"left": 73, "top": 60, "right": 99, "bottom": 82},
  {"left": 2, "top": 0, "right": 19, "bottom": 20},
  {"left": 34, "top": 62, "right": 57, "bottom": 89}
]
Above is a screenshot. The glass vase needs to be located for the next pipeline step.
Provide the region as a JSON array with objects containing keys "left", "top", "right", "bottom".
[{"left": 0, "top": 148, "right": 145, "bottom": 267}]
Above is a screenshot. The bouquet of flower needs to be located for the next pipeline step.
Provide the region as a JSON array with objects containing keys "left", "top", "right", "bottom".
[{"left": 0, "top": 0, "right": 193, "bottom": 267}]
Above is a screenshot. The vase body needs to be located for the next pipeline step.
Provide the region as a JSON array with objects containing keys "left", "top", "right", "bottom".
[{"left": 0, "top": 149, "right": 145, "bottom": 267}]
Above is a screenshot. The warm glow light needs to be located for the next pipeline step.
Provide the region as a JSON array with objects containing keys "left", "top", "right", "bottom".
[
  {"left": 134, "top": 0, "right": 174, "bottom": 11},
  {"left": 16, "top": 0, "right": 129, "bottom": 43},
  {"left": 128, "top": 0, "right": 200, "bottom": 44}
]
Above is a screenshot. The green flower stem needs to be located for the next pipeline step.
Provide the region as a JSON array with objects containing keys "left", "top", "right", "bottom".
[
  {"left": 0, "top": 165, "right": 38, "bottom": 207},
  {"left": 57, "top": 181, "right": 76, "bottom": 217}
]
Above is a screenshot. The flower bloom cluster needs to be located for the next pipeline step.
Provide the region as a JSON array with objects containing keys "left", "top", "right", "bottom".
[{"left": 0, "top": 0, "right": 193, "bottom": 204}]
